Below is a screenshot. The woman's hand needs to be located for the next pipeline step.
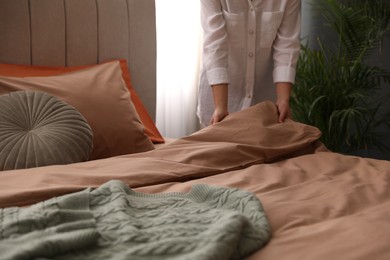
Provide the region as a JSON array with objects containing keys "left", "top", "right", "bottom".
[
  {"left": 210, "top": 107, "right": 229, "bottom": 125},
  {"left": 210, "top": 83, "right": 229, "bottom": 125},
  {"left": 275, "top": 82, "right": 292, "bottom": 122},
  {"left": 275, "top": 99, "right": 291, "bottom": 123}
]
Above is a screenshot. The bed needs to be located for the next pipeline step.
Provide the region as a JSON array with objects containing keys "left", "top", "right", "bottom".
[{"left": 0, "top": 0, "right": 390, "bottom": 259}]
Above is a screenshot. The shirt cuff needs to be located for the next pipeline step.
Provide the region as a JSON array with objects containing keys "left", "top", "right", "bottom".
[
  {"left": 206, "top": 68, "right": 230, "bottom": 85},
  {"left": 273, "top": 66, "right": 296, "bottom": 84}
]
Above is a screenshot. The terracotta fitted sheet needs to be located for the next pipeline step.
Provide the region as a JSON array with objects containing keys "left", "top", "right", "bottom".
[{"left": 0, "top": 101, "right": 389, "bottom": 260}]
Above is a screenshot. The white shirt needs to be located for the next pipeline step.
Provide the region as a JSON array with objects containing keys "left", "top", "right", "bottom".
[{"left": 197, "top": 0, "right": 301, "bottom": 125}]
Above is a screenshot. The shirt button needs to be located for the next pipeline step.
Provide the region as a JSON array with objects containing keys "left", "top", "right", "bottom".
[
  {"left": 247, "top": 94, "right": 252, "bottom": 98},
  {"left": 249, "top": 29, "right": 254, "bottom": 35},
  {"left": 250, "top": 7, "right": 254, "bottom": 11},
  {"left": 248, "top": 52, "right": 254, "bottom": 57}
]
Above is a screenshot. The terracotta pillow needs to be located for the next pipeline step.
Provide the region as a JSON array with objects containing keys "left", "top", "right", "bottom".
[
  {"left": 0, "top": 61, "right": 155, "bottom": 160},
  {"left": 0, "top": 91, "right": 93, "bottom": 170},
  {"left": 0, "top": 60, "right": 164, "bottom": 144}
]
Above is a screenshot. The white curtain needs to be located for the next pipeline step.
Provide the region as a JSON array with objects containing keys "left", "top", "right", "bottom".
[{"left": 155, "top": 0, "right": 202, "bottom": 139}]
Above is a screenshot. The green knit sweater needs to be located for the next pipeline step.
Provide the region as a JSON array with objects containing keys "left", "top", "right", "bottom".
[{"left": 0, "top": 180, "right": 271, "bottom": 260}]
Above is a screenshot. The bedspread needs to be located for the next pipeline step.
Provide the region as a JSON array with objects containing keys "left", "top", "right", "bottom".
[{"left": 0, "top": 101, "right": 389, "bottom": 260}]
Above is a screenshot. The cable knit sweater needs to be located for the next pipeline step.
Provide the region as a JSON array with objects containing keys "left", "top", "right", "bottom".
[{"left": 0, "top": 180, "right": 271, "bottom": 260}]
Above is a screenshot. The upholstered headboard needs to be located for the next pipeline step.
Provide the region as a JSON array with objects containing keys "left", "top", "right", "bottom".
[{"left": 0, "top": 0, "right": 157, "bottom": 119}]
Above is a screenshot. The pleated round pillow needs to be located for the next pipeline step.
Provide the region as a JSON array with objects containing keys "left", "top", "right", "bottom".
[{"left": 0, "top": 91, "right": 93, "bottom": 171}]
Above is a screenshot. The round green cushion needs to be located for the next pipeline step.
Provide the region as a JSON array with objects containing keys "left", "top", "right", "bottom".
[{"left": 0, "top": 91, "right": 93, "bottom": 171}]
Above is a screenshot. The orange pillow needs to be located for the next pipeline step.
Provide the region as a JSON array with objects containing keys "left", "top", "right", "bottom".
[
  {"left": 0, "top": 61, "right": 155, "bottom": 160},
  {"left": 0, "top": 60, "right": 164, "bottom": 144}
]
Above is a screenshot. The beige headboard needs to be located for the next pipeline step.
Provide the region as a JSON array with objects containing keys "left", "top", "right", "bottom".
[{"left": 0, "top": 0, "right": 157, "bottom": 120}]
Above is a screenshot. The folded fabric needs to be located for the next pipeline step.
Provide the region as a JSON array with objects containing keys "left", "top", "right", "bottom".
[{"left": 0, "top": 180, "right": 271, "bottom": 260}]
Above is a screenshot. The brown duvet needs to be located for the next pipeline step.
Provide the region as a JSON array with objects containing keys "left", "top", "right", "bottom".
[{"left": 0, "top": 101, "right": 389, "bottom": 260}]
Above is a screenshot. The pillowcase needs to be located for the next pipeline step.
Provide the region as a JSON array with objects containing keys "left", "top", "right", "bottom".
[
  {"left": 0, "top": 61, "right": 155, "bottom": 160},
  {"left": 0, "top": 91, "right": 93, "bottom": 170},
  {"left": 0, "top": 60, "right": 165, "bottom": 144}
]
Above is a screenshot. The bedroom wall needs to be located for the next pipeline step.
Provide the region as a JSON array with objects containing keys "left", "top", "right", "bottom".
[{"left": 301, "top": 0, "right": 390, "bottom": 160}]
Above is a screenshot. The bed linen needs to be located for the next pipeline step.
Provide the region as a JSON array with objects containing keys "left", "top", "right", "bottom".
[
  {"left": 0, "top": 101, "right": 389, "bottom": 260},
  {"left": 0, "top": 61, "right": 155, "bottom": 160},
  {"left": 0, "top": 60, "right": 164, "bottom": 144}
]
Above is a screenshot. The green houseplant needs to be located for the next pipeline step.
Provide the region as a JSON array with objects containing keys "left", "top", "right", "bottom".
[{"left": 291, "top": 0, "right": 390, "bottom": 154}]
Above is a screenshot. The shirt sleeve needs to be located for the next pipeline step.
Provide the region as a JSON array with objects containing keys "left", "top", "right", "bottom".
[
  {"left": 272, "top": 0, "right": 301, "bottom": 84},
  {"left": 200, "top": 0, "right": 230, "bottom": 86}
]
